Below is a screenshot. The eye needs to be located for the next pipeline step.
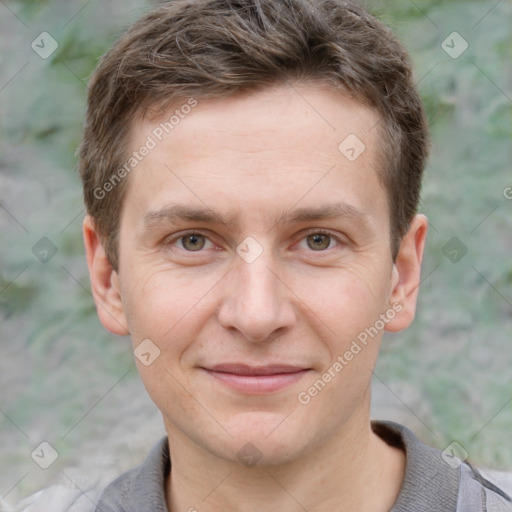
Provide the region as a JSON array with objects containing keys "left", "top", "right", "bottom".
[
  {"left": 181, "top": 233, "right": 206, "bottom": 251},
  {"left": 166, "top": 231, "right": 214, "bottom": 252},
  {"left": 306, "top": 233, "right": 331, "bottom": 251},
  {"left": 300, "top": 230, "right": 342, "bottom": 252}
]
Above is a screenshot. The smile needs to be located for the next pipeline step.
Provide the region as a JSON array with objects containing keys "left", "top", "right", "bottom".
[{"left": 201, "top": 364, "right": 311, "bottom": 394}]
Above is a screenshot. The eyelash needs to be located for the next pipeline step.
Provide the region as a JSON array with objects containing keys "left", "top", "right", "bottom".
[{"left": 165, "top": 229, "right": 345, "bottom": 253}]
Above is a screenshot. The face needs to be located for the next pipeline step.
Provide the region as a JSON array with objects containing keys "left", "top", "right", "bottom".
[{"left": 84, "top": 82, "right": 426, "bottom": 467}]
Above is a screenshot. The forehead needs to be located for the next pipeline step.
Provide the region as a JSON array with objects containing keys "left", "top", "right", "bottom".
[
  {"left": 139, "top": 83, "right": 380, "bottom": 163},
  {"left": 122, "top": 82, "right": 388, "bottom": 231}
]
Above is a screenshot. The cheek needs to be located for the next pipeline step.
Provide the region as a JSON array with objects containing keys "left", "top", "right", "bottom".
[
  {"left": 122, "top": 266, "right": 218, "bottom": 340},
  {"left": 125, "top": 270, "right": 212, "bottom": 410},
  {"left": 294, "top": 266, "right": 389, "bottom": 344},
  {"left": 293, "top": 271, "right": 385, "bottom": 425}
]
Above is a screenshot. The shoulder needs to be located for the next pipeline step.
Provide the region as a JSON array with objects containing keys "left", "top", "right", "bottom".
[
  {"left": 95, "top": 436, "right": 169, "bottom": 512},
  {"left": 457, "top": 463, "right": 512, "bottom": 511},
  {"left": 12, "top": 437, "right": 169, "bottom": 512},
  {"left": 372, "top": 420, "right": 512, "bottom": 511}
]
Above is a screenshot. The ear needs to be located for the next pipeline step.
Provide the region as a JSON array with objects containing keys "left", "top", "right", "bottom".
[
  {"left": 82, "top": 215, "right": 129, "bottom": 335},
  {"left": 385, "top": 214, "right": 428, "bottom": 332}
]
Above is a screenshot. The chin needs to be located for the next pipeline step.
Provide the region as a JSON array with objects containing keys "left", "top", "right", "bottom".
[{"left": 215, "top": 411, "right": 320, "bottom": 468}]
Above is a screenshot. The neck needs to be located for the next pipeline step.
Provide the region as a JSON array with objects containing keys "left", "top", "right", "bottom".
[{"left": 165, "top": 398, "right": 405, "bottom": 512}]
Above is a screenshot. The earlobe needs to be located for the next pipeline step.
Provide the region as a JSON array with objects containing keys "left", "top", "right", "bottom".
[
  {"left": 385, "top": 214, "right": 428, "bottom": 333},
  {"left": 82, "top": 215, "right": 130, "bottom": 336}
]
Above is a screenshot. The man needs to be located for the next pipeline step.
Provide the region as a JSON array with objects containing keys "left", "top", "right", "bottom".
[{"left": 73, "top": 0, "right": 512, "bottom": 510}]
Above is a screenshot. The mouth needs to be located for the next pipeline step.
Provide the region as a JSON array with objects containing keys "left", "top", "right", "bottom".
[{"left": 201, "top": 364, "right": 311, "bottom": 394}]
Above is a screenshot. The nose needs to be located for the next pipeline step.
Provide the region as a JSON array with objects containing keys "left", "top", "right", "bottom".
[{"left": 217, "top": 244, "right": 296, "bottom": 343}]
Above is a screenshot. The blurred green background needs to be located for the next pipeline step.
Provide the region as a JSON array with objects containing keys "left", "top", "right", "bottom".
[{"left": 1, "top": 0, "right": 511, "bottom": 505}]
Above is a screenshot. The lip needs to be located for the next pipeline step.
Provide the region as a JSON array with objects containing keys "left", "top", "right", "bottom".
[{"left": 202, "top": 364, "right": 310, "bottom": 394}]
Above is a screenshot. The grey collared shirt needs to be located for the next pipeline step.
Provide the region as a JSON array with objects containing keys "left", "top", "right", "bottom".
[
  {"left": 94, "top": 421, "right": 512, "bottom": 512},
  {"left": 13, "top": 420, "right": 512, "bottom": 511}
]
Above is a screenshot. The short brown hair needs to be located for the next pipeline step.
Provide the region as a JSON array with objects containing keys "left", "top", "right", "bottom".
[{"left": 78, "top": 0, "right": 429, "bottom": 270}]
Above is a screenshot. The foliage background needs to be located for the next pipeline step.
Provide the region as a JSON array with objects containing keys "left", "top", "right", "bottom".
[{"left": 1, "top": 0, "right": 511, "bottom": 505}]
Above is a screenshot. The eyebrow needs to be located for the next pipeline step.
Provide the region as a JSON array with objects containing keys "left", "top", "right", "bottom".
[
  {"left": 143, "top": 205, "right": 238, "bottom": 230},
  {"left": 142, "top": 202, "right": 372, "bottom": 233},
  {"left": 277, "top": 203, "right": 371, "bottom": 226}
]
